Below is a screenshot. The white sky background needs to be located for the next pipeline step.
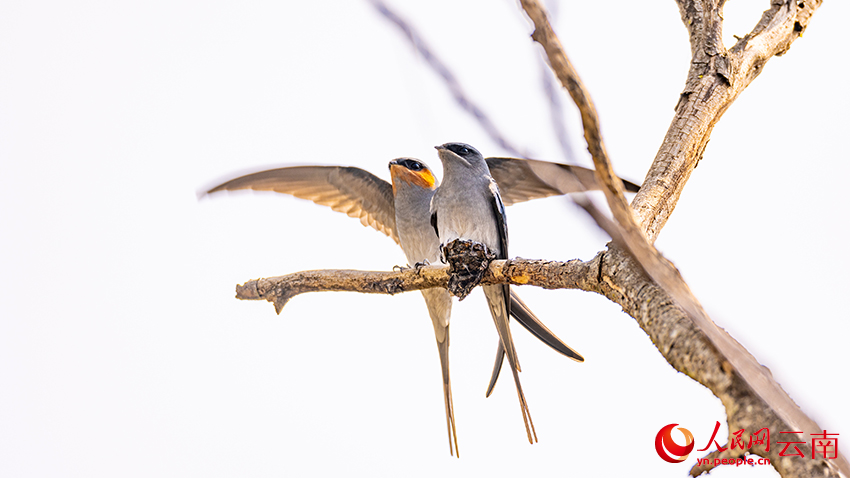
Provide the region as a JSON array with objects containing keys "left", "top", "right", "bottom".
[{"left": 1, "top": 1, "right": 847, "bottom": 477}]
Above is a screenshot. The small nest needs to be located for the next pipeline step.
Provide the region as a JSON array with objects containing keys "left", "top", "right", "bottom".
[{"left": 442, "top": 239, "right": 496, "bottom": 300}]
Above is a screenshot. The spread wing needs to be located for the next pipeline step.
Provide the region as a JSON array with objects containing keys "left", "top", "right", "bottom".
[
  {"left": 486, "top": 157, "right": 641, "bottom": 206},
  {"left": 206, "top": 166, "right": 398, "bottom": 243}
]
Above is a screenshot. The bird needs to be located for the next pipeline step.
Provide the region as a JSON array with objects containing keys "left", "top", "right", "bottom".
[
  {"left": 429, "top": 142, "right": 533, "bottom": 445},
  {"left": 205, "top": 155, "right": 640, "bottom": 454}
]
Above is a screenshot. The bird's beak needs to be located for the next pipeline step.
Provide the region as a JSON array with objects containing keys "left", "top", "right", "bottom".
[{"left": 435, "top": 144, "right": 471, "bottom": 167}]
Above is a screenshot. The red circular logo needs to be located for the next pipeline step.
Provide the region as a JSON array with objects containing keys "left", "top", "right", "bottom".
[{"left": 655, "top": 423, "right": 695, "bottom": 463}]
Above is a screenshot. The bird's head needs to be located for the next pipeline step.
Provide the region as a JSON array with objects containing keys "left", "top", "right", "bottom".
[
  {"left": 388, "top": 157, "right": 437, "bottom": 195},
  {"left": 435, "top": 142, "right": 485, "bottom": 169}
]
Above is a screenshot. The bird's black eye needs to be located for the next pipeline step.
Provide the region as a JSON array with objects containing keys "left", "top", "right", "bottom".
[
  {"left": 446, "top": 143, "right": 473, "bottom": 156},
  {"left": 397, "top": 158, "right": 423, "bottom": 171}
]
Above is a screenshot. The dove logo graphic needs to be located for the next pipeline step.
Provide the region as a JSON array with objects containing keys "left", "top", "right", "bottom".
[{"left": 655, "top": 423, "right": 695, "bottom": 463}]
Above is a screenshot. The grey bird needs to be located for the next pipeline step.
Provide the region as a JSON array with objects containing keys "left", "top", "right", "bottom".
[
  {"left": 387, "top": 157, "right": 589, "bottom": 456},
  {"left": 429, "top": 142, "right": 535, "bottom": 444},
  {"left": 205, "top": 155, "right": 640, "bottom": 454}
]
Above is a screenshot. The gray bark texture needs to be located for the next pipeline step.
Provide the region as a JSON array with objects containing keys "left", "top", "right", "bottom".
[{"left": 234, "top": 1, "right": 845, "bottom": 476}]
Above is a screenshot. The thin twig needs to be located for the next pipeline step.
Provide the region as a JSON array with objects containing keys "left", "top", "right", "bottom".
[
  {"left": 538, "top": 0, "right": 578, "bottom": 163},
  {"left": 540, "top": 62, "right": 577, "bottom": 163},
  {"left": 367, "top": 0, "right": 529, "bottom": 157}
]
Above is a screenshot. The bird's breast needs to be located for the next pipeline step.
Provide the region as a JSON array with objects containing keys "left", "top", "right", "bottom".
[{"left": 438, "top": 214, "right": 500, "bottom": 254}]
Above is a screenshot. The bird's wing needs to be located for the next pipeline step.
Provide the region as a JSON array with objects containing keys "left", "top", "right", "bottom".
[
  {"left": 485, "top": 291, "right": 584, "bottom": 398},
  {"left": 488, "top": 179, "right": 509, "bottom": 261},
  {"left": 509, "top": 292, "right": 584, "bottom": 362},
  {"left": 483, "top": 179, "right": 537, "bottom": 442},
  {"left": 482, "top": 285, "right": 537, "bottom": 444},
  {"left": 486, "top": 177, "right": 512, "bottom": 356},
  {"left": 206, "top": 166, "right": 398, "bottom": 243},
  {"left": 486, "top": 157, "right": 641, "bottom": 206},
  {"left": 430, "top": 210, "right": 439, "bottom": 240},
  {"left": 487, "top": 177, "right": 512, "bottom": 343}
]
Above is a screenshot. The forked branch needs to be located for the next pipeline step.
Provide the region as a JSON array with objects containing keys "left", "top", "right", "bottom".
[
  {"left": 518, "top": 0, "right": 843, "bottom": 476},
  {"left": 234, "top": 1, "right": 842, "bottom": 476}
]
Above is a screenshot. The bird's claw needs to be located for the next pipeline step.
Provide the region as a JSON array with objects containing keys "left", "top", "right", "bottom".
[{"left": 394, "top": 260, "right": 431, "bottom": 274}]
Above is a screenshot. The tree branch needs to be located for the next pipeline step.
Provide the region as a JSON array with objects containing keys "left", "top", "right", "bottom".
[
  {"left": 517, "top": 0, "right": 844, "bottom": 476},
  {"left": 367, "top": 0, "right": 530, "bottom": 157},
  {"left": 636, "top": 0, "right": 823, "bottom": 242},
  {"left": 231, "top": 1, "right": 842, "bottom": 475},
  {"left": 236, "top": 258, "right": 592, "bottom": 313}
]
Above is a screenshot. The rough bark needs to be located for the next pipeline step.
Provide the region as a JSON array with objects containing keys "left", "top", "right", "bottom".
[
  {"left": 236, "top": 258, "right": 592, "bottom": 313},
  {"left": 517, "top": 0, "right": 844, "bottom": 476},
  {"left": 233, "top": 1, "right": 846, "bottom": 476},
  {"left": 635, "top": 0, "right": 822, "bottom": 243}
]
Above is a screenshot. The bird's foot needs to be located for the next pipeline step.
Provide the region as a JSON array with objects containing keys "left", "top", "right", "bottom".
[
  {"left": 442, "top": 239, "right": 496, "bottom": 300},
  {"left": 394, "top": 260, "right": 431, "bottom": 274}
]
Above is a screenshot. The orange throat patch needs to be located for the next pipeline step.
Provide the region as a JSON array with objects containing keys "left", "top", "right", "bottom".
[{"left": 390, "top": 165, "right": 436, "bottom": 193}]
